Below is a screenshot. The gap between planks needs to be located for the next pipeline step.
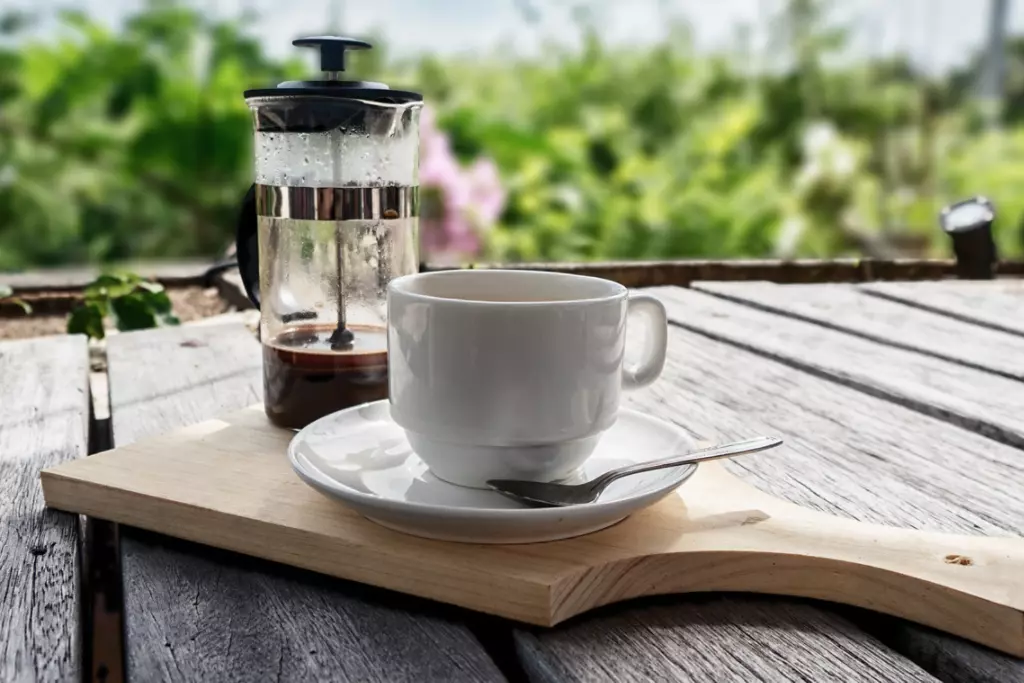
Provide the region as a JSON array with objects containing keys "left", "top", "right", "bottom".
[
  {"left": 83, "top": 339, "right": 126, "bottom": 683},
  {"left": 860, "top": 286, "right": 1024, "bottom": 337},
  {"left": 656, "top": 285, "right": 1024, "bottom": 452},
  {"left": 860, "top": 280, "right": 1024, "bottom": 339},
  {"left": 693, "top": 282, "right": 1024, "bottom": 383}
]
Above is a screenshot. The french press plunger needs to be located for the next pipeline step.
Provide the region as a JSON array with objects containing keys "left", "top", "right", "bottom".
[{"left": 235, "top": 37, "right": 423, "bottom": 429}]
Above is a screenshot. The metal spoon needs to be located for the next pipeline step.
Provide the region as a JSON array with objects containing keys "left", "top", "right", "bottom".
[{"left": 486, "top": 436, "right": 783, "bottom": 507}]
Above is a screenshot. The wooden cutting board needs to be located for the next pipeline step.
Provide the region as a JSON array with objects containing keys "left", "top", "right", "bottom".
[{"left": 40, "top": 404, "right": 1024, "bottom": 656}]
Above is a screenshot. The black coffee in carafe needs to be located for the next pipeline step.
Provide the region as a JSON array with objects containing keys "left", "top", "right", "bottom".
[
  {"left": 235, "top": 36, "right": 422, "bottom": 429},
  {"left": 262, "top": 324, "right": 388, "bottom": 429}
]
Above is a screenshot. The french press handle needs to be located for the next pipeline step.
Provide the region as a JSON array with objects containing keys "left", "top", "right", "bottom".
[
  {"left": 292, "top": 36, "right": 372, "bottom": 75},
  {"left": 235, "top": 184, "right": 261, "bottom": 309}
]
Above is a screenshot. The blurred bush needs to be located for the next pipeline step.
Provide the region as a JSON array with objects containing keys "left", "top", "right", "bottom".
[
  {"left": 0, "top": 3, "right": 303, "bottom": 268},
  {"left": 0, "top": 0, "right": 1022, "bottom": 269}
]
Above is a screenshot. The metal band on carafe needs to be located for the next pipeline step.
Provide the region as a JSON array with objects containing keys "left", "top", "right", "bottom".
[{"left": 255, "top": 185, "right": 419, "bottom": 221}]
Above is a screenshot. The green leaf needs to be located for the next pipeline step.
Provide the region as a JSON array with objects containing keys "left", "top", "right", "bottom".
[
  {"left": 135, "top": 279, "right": 164, "bottom": 294},
  {"left": 133, "top": 287, "right": 172, "bottom": 313},
  {"left": 91, "top": 273, "right": 127, "bottom": 286},
  {"left": 111, "top": 293, "right": 158, "bottom": 331},
  {"left": 82, "top": 294, "right": 110, "bottom": 316},
  {"left": 13, "top": 299, "right": 32, "bottom": 315},
  {"left": 67, "top": 303, "right": 106, "bottom": 340},
  {"left": 85, "top": 273, "right": 135, "bottom": 300},
  {"left": 144, "top": 289, "right": 172, "bottom": 313},
  {"left": 120, "top": 272, "right": 143, "bottom": 284},
  {"left": 0, "top": 284, "right": 12, "bottom": 298},
  {"left": 162, "top": 313, "right": 181, "bottom": 326}
]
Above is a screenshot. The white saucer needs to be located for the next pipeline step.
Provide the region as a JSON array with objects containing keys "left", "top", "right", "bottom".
[{"left": 287, "top": 400, "right": 698, "bottom": 544}]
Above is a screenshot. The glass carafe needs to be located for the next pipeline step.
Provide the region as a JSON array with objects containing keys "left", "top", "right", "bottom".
[{"left": 235, "top": 37, "right": 422, "bottom": 429}]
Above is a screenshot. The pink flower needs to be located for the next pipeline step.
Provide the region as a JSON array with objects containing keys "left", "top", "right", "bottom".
[
  {"left": 465, "top": 158, "right": 505, "bottom": 228},
  {"left": 419, "top": 124, "right": 460, "bottom": 190},
  {"left": 417, "top": 105, "right": 506, "bottom": 261},
  {"left": 420, "top": 104, "right": 438, "bottom": 135}
]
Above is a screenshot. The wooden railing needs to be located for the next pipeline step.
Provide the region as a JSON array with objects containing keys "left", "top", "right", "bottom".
[
  {"left": 4, "top": 256, "right": 1022, "bottom": 317},
  {"left": 422, "top": 258, "right": 1024, "bottom": 288}
]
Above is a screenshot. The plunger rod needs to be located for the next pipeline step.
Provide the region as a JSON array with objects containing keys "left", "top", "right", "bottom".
[{"left": 330, "top": 224, "right": 354, "bottom": 349}]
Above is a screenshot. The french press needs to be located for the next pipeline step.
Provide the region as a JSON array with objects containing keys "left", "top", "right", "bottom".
[{"left": 235, "top": 36, "right": 423, "bottom": 429}]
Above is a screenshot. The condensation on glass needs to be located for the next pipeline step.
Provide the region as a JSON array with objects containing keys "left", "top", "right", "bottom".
[{"left": 248, "top": 95, "right": 422, "bottom": 428}]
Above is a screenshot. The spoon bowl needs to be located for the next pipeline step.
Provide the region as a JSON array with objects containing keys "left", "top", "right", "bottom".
[{"left": 487, "top": 436, "right": 783, "bottom": 507}]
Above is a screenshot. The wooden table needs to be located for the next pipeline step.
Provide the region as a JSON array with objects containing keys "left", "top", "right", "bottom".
[{"left": 6, "top": 278, "right": 1024, "bottom": 682}]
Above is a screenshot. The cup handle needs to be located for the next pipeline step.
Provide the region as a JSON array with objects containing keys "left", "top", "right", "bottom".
[{"left": 622, "top": 292, "right": 668, "bottom": 390}]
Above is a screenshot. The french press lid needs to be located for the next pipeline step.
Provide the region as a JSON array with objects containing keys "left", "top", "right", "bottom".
[
  {"left": 236, "top": 36, "right": 422, "bottom": 310},
  {"left": 243, "top": 36, "right": 422, "bottom": 104}
]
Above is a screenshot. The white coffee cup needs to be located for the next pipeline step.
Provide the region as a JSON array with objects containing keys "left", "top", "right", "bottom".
[{"left": 387, "top": 269, "right": 668, "bottom": 488}]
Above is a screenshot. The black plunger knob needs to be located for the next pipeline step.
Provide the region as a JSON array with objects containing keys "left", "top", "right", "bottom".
[
  {"left": 939, "top": 197, "right": 998, "bottom": 280},
  {"left": 292, "top": 36, "right": 372, "bottom": 74}
]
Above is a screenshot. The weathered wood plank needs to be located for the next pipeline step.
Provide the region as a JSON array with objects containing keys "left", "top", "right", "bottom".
[
  {"left": 106, "top": 323, "right": 505, "bottom": 682},
  {"left": 862, "top": 279, "right": 1024, "bottom": 337},
  {"left": 693, "top": 280, "right": 1024, "bottom": 381},
  {"left": 518, "top": 598, "right": 935, "bottom": 683},
  {"left": 639, "top": 322, "right": 1024, "bottom": 540},
  {"left": 521, "top": 313, "right": 1024, "bottom": 681},
  {"left": 654, "top": 286, "right": 1024, "bottom": 449},
  {"left": 0, "top": 335, "right": 89, "bottom": 682},
  {"left": 515, "top": 322, "right": 966, "bottom": 682},
  {"left": 661, "top": 291, "right": 1024, "bottom": 680},
  {"left": 880, "top": 626, "right": 1024, "bottom": 683}
]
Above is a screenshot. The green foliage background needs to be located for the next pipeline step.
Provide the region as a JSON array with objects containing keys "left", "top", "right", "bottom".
[{"left": 1, "top": 0, "right": 1023, "bottom": 269}]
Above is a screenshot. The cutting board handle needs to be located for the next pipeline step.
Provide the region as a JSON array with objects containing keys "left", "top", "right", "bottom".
[{"left": 550, "top": 463, "right": 1024, "bottom": 656}]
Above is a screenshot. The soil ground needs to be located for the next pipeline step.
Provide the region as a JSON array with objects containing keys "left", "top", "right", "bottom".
[{"left": 0, "top": 286, "right": 233, "bottom": 341}]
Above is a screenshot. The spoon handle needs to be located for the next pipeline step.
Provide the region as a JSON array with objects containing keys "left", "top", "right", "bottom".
[{"left": 593, "top": 436, "right": 783, "bottom": 488}]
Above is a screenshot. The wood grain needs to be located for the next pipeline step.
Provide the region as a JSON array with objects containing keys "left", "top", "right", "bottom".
[
  {"left": 693, "top": 280, "right": 1024, "bottom": 380},
  {"left": 84, "top": 323, "right": 935, "bottom": 683},
  {"left": 521, "top": 317, "right": 1024, "bottom": 683},
  {"left": 55, "top": 282, "right": 1024, "bottom": 683},
  {"left": 38, "top": 398, "right": 1024, "bottom": 660},
  {"left": 862, "top": 279, "right": 1024, "bottom": 337},
  {"left": 653, "top": 285, "right": 1024, "bottom": 449},
  {"left": 0, "top": 335, "right": 89, "bottom": 682},
  {"left": 880, "top": 625, "right": 1024, "bottom": 683},
  {"left": 104, "top": 323, "right": 505, "bottom": 683},
  {"left": 516, "top": 598, "right": 935, "bottom": 683},
  {"left": 628, "top": 299, "right": 1024, "bottom": 681}
]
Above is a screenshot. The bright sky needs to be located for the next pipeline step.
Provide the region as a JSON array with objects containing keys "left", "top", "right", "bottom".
[{"left": 12, "top": 0, "right": 1024, "bottom": 75}]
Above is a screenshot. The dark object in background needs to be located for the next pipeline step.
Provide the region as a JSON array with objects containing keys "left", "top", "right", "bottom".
[
  {"left": 940, "top": 197, "right": 998, "bottom": 279},
  {"left": 234, "top": 184, "right": 260, "bottom": 308}
]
